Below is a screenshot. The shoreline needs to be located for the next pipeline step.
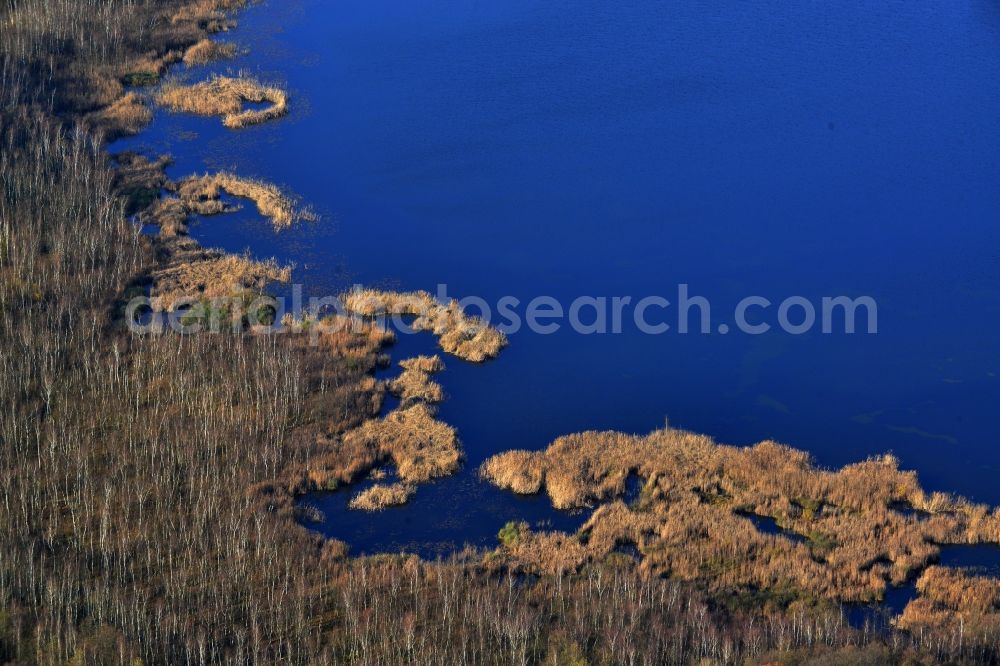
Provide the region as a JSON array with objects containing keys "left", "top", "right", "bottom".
[
  {"left": 2, "top": 0, "right": 999, "bottom": 662},
  {"left": 82, "top": 0, "right": 1000, "bottom": 634}
]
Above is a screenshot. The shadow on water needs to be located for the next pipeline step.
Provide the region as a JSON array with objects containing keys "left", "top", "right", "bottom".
[
  {"left": 737, "top": 511, "right": 808, "bottom": 544},
  {"left": 887, "top": 501, "right": 932, "bottom": 521},
  {"left": 621, "top": 472, "right": 643, "bottom": 506},
  {"left": 846, "top": 582, "right": 919, "bottom": 633},
  {"left": 938, "top": 542, "right": 1000, "bottom": 578}
]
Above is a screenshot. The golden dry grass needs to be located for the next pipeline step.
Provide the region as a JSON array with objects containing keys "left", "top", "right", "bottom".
[
  {"left": 171, "top": 0, "right": 245, "bottom": 28},
  {"left": 345, "top": 403, "right": 462, "bottom": 484},
  {"left": 505, "top": 530, "right": 590, "bottom": 576},
  {"left": 349, "top": 483, "right": 415, "bottom": 511},
  {"left": 183, "top": 39, "right": 237, "bottom": 65},
  {"left": 897, "top": 566, "right": 1000, "bottom": 634},
  {"left": 84, "top": 92, "right": 153, "bottom": 140},
  {"left": 308, "top": 402, "right": 462, "bottom": 491},
  {"left": 343, "top": 289, "right": 507, "bottom": 363},
  {"left": 148, "top": 197, "right": 191, "bottom": 237},
  {"left": 156, "top": 74, "right": 288, "bottom": 128},
  {"left": 108, "top": 158, "right": 300, "bottom": 309},
  {"left": 482, "top": 427, "right": 1000, "bottom": 604},
  {"left": 150, "top": 249, "right": 291, "bottom": 311},
  {"left": 177, "top": 173, "right": 309, "bottom": 229},
  {"left": 399, "top": 355, "right": 446, "bottom": 374},
  {"left": 387, "top": 355, "right": 446, "bottom": 406}
]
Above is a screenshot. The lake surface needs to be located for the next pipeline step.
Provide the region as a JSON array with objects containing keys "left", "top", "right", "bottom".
[{"left": 113, "top": 0, "right": 1000, "bottom": 556}]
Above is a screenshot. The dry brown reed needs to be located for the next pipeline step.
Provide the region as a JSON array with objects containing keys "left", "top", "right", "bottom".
[
  {"left": 387, "top": 355, "right": 446, "bottom": 406},
  {"left": 177, "top": 172, "right": 307, "bottom": 229},
  {"left": 108, "top": 157, "right": 300, "bottom": 309},
  {"left": 183, "top": 38, "right": 237, "bottom": 65},
  {"left": 399, "top": 355, "right": 446, "bottom": 374},
  {"left": 307, "top": 401, "right": 462, "bottom": 492},
  {"left": 150, "top": 249, "right": 291, "bottom": 310},
  {"left": 349, "top": 483, "right": 415, "bottom": 511},
  {"left": 343, "top": 289, "right": 507, "bottom": 362},
  {"left": 6, "top": 0, "right": 999, "bottom": 660},
  {"left": 344, "top": 403, "right": 462, "bottom": 484},
  {"left": 156, "top": 74, "right": 288, "bottom": 128},
  {"left": 897, "top": 566, "right": 1000, "bottom": 636},
  {"left": 84, "top": 92, "right": 152, "bottom": 140},
  {"left": 482, "top": 427, "right": 1000, "bottom": 605}
]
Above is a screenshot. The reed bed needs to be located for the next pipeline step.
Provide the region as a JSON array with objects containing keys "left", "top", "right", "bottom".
[
  {"left": 897, "top": 566, "right": 1000, "bottom": 635},
  {"left": 342, "top": 403, "right": 462, "bottom": 484},
  {"left": 343, "top": 289, "right": 507, "bottom": 362},
  {"left": 150, "top": 250, "right": 291, "bottom": 310},
  {"left": 108, "top": 157, "right": 299, "bottom": 309},
  {"left": 349, "top": 483, "right": 415, "bottom": 511},
  {"left": 178, "top": 172, "right": 308, "bottom": 229},
  {"left": 84, "top": 91, "right": 153, "bottom": 140},
  {"left": 183, "top": 38, "right": 237, "bottom": 65},
  {"left": 483, "top": 428, "right": 1000, "bottom": 607},
  {"left": 387, "top": 355, "right": 446, "bottom": 406},
  {"left": 156, "top": 74, "right": 288, "bottom": 128}
]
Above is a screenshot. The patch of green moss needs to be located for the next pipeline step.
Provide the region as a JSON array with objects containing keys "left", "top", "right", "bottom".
[
  {"left": 806, "top": 531, "right": 839, "bottom": 557},
  {"left": 122, "top": 71, "right": 159, "bottom": 87},
  {"left": 794, "top": 497, "right": 824, "bottom": 521},
  {"left": 498, "top": 521, "right": 527, "bottom": 547}
]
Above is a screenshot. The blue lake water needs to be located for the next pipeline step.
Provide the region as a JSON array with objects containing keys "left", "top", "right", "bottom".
[{"left": 113, "top": 0, "right": 1000, "bottom": 559}]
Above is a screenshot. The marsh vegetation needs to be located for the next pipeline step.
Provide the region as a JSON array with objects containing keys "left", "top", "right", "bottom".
[
  {"left": 349, "top": 482, "right": 416, "bottom": 511},
  {"left": 343, "top": 289, "right": 508, "bottom": 362},
  {"left": 156, "top": 73, "right": 288, "bottom": 128},
  {"left": 387, "top": 355, "right": 446, "bottom": 406},
  {"left": 482, "top": 427, "right": 1000, "bottom": 631},
  {"left": 182, "top": 38, "right": 238, "bottom": 65}
]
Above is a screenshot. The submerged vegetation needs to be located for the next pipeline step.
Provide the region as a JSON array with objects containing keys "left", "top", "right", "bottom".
[
  {"left": 156, "top": 73, "right": 288, "bottom": 128},
  {"left": 2, "top": 0, "right": 999, "bottom": 663}
]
